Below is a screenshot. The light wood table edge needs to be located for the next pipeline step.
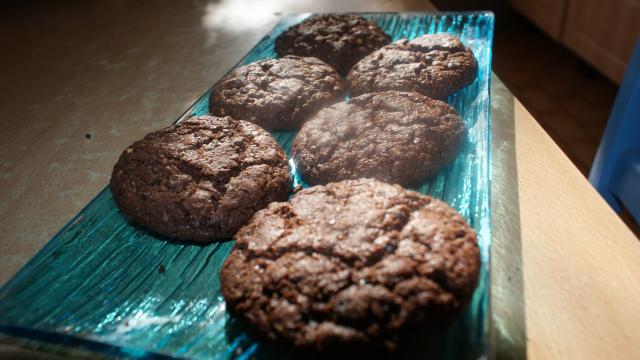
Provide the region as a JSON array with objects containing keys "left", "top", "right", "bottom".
[{"left": 490, "top": 74, "right": 640, "bottom": 360}]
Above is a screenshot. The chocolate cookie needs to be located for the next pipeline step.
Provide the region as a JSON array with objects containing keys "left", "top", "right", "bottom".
[
  {"left": 110, "top": 115, "right": 291, "bottom": 242},
  {"left": 348, "top": 34, "right": 478, "bottom": 99},
  {"left": 275, "top": 14, "right": 391, "bottom": 76},
  {"left": 221, "top": 178, "right": 480, "bottom": 353},
  {"left": 292, "top": 91, "right": 466, "bottom": 186},
  {"left": 210, "top": 56, "right": 345, "bottom": 131}
]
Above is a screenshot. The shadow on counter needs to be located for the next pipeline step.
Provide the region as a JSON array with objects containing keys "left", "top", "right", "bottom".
[{"left": 490, "top": 74, "right": 527, "bottom": 359}]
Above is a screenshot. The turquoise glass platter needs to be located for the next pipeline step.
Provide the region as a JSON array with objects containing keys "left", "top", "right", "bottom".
[{"left": 0, "top": 12, "right": 494, "bottom": 359}]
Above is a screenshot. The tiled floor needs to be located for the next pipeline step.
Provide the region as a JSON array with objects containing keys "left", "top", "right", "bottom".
[
  {"left": 491, "top": 10, "right": 640, "bottom": 237},
  {"left": 492, "top": 12, "right": 617, "bottom": 177},
  {"left": 492, "top": 10, "right": 640, "bottom": 237},
  {"left": 432, "top": 1, "right": 639, "bottom": 236}
]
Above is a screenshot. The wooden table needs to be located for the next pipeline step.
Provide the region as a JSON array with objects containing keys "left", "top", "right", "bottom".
[{"left": 1, "top": 0, "right": 639, "bottom": 358}]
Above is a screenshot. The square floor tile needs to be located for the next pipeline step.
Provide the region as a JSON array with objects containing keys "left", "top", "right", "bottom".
[
  {"left": 538, "top": 111, "right": 592, "bottom": 142},
  {"left": 584, "top": 120, "right": 607, "bottom": 142},
  {"left": 560, "top": 98, "right": 605, "bottom": 124},
  {"left": 569, "top": 140, "right": 599, "bottom": 169}
]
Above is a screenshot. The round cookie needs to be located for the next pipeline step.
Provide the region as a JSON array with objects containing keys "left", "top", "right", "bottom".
[
  {"left": 110, "top": 115, "right": 292, "bottom": 242},
  {"left": 210, "top": 56, "right": 346, "bottom": 131},
  {"left": 348, "top": 34, "right": 478, "bottom": 99},
  {"left": 292, "top": 91, "right": 466, "bottom": 186},
  {"left": 221, "top": 178, "right": 480, "bottom": 353},
  {"left": 275, "top": 14, "right": 391, "bottom": 76}
]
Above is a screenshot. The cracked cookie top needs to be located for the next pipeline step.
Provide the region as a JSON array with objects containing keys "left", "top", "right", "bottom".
[
  {"left": 221, "top": 178, "right": 480, "bottom": 352},
  {"left": 292, "top": 91, "right": 466, "bottom": 186},
  {"left": 210, "top": 56, "right": 346, "bottom": 131},
  {"left": 275, "top": 14, "right": 391, "bottom": 76},
  {"left": 348, "top": 34, "right": 478, "bottom": 99},
  {"left": 110, "top": 115, "right": 292, "bottom": 242}
]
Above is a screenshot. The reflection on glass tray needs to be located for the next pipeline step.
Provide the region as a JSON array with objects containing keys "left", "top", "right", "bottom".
[{"left": 0, "top": 12, "right": 494, "bottom": 359}]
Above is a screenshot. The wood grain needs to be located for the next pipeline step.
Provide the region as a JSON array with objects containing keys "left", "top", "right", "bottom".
[
  {"left": 562, "top": 0, "right": 640, "bottom": 83},
  {"left": 508, "top": 0, "right": 567, "bottom": 40},
  {"left": 513, "top": 97, "right": 640, "bottom": 359}
]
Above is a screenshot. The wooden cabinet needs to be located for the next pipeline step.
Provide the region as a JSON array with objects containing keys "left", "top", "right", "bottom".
[
  {"left": 511, "top": 0, "right": 640, "bottom": 84},
  {"left": 509, "top": 0, "right": 567, "bottom": 40},
  {"left": 562, "top": 0, "right": 640, "bottom": 83}
]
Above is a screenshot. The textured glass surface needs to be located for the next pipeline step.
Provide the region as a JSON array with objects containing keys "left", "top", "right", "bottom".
[{"left": 0, "top": 12, "right": 494, "bottom": 359}]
